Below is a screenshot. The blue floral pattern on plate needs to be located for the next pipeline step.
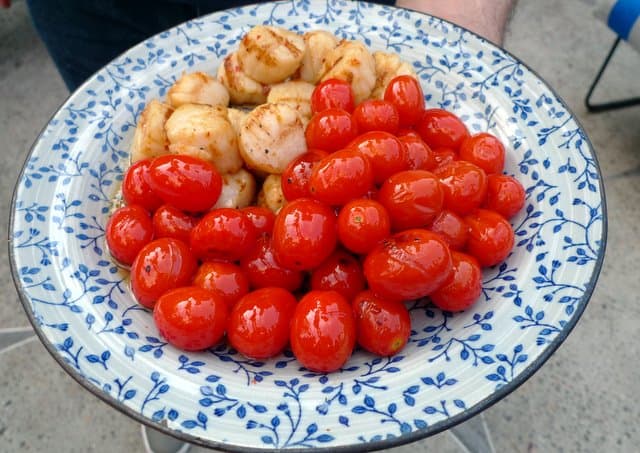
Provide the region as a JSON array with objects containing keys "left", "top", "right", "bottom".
[{"left": 10, "top": 1, "right": 605, "bottom": 450}]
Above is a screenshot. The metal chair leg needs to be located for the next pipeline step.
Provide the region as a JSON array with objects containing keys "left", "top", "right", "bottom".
[{"left": 585, "top": 37, "right": 640, "bottom": 112}]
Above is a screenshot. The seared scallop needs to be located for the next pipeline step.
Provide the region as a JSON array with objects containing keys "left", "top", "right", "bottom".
[
  {"left": 167, "top": 71, "right": 230, "bottom": 108},
  {"left": 320, "top": 39, "right": 376, "bottom": 104},
  {"left": 130, "top": 100, "right": 173, "bottom": 163},
  {"left": 267, "top": 80, "right": 315, "bottom": 120},
  {"left": 298, "top": 30, "right": 338, "bottom": 84},
  {"left": 217, "top": 52, "right": 269, "bottom": 105},
  {"left": 257, "top": 174, "right": 286, "bottom": 213},
  {"left": 213, "top": 168, "right": 256, "bottom": 209},
  {"left": 371, "top": 51, "right": 418, "bottom": 99}
]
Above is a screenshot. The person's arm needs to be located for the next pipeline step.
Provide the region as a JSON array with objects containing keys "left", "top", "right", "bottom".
[{"left": 396, "top": 0, "right": 514, "bottom": 45}]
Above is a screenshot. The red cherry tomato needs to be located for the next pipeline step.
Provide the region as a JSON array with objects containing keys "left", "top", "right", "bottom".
[
  {"left": 192, "top": 261, "right": 249, "bottom": 310},
  {"left": 398, "top": 133, "right": 437, "bottom": 171},
  {"left": 227, "top": 287, "right": 297, "bottom": 359},
  {"left": 458, "top": 132, "right": 505, "bottom": 175},
  {"left": 309, "top": 148, "right": 374, "bottom": 205},
  {"left": 281, "top": 149, "right": 329, "bottom": 202},
  {"left": 290, "top": 290, "right": 356, "bottom": 373},
  {"left": 105, "top": 205, "right": 154, "bottom": 266},
  {"left": 148, "top": 154, "right": 222, "bottom": 213},
  {"left": 432, "top": 147, "right": 457, "bottom": 169},
  {"left": 272, "top": 198, "right": 337, "bottom": 271},
  {"left": 429, "top": 209, "right": 468, "bottom": 251},
  {"left": 152, "top": 204, "right": 199, "bottom": 244},
  {"left": 122, "top": 159, "right": 163, "bottom": 212},
  {"left": 311, "top": 78, "right": 355, "bottom": 114},
  {"left": 241, "top": 206, "right": 276, "bottom": 236},
  {"left": 364, "top": 229, "right": 453, "bottom": 301},
  {"left": 430, "top": 251, "right": 483, "bottom": 312},
  {"left": 310, "top": 250, "right": 366, "bottom": 301},
  {"left": 352, "top": 290, "right": 411, "bottom": 356},
  {"left": 337, "top": 198, "right": 391, "bottom": 255},
  {"left": 305, "top": 108, "right": 358, "bottom": 152},
  {"left": 416, "top": 108, "right": 469, "bottom": 151},
  {"left": 154, "top": 286, "right": 228, "bottom": 351},
  {"left": 484, "top": 174, "right": 526, "bottom": 219},
  {"left": 434, "top": 161, "right": 488, "bottom": 216},
  {"left": 383, "top": 75, "right": 425, "bottom": 127},
  {"left": 190, "top": 208, "right": 257, "bottom": 261},
  {"left": 464, "top": 209, "right": 515, "bottom": 267},
  {"left": 348, "top": 131, "right": 406, "bottom": 184},
  {"left": 352, "top": 99, "right": 400, "bottom": 134},
  {"left": 377, "top": 170, "right": 444, "bottom": 231},
  {"left": 130, "top": 238, "right": 198, "bottom": 308},
  {"left": 240, "top": 235, "right": 304, "bottom": 292}
]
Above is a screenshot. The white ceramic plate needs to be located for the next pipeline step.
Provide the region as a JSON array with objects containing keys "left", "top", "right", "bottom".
[{"left": 10, "top": 1, "right": 606, "bottom": 451}]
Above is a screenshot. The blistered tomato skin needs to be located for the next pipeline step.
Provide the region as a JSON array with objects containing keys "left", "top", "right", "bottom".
[
  {"left": 377, "top": 170, "right": 444, "bottom": 231},
  {"left": 281, "top": 149, "right": 329, "bottom": 202},
  {"left": 383, "top": 75, "right": 425, "bottom": 127},
  {"left": 105, "top": 205, "right": 154, "bottom": 266},
  {"left": 434, "top": 161, "right": 488, "bottom": 216},
  {"left": 148, "top": 154, "right": 222, "bottom": 213},
  {"left": 290, "top": 290, "right": 356, "bottom": 373},
  {"left": 122, "top": 159, "right": 163, "bottom": 212},
  {"left": 152, "top": 204, "right": 199, "bottom": 244},
  {"left": 416, "top": 109, "right": 469, "bottom": 151},
  {"left": 398, "top": 133, "right": 437, "bottom": 171},
  {"left": 352, "top": 290, "right": 411, "bottom": 356},
  {"left": 458, "top": 132, "right": 505, "bottom": 175},
  {"left": 311, "top": 78, "right": 355, "bottom": 114},
  {"left": 272, "top": 198, "right": 338, "bottom": 271},
  {"left": 464, "top": 209, "right": 515, "bottom": 267},
  {"left": 364, "top": 229, "right": 453, "bottom": 301},
  {"left": 430, "top": 251, "right": 483, "bottom": 312},
  {"left": 337, "top": 199, "right": 391, "bottom": 255},
  {"left": 241, "top": 206, "right": 276, "bottom": 236},
  {"left": 348, "top": 131, "right": 407, "bottom": 184},
  {"left": 484, "top": 174, "right": 526, "bottom": 220},
  {"left": 429, "top": 209, "right": 469, "bottom": 251},
  {"left": 130, "top": 238, "right": 198, "bottom": 308},
  {"left": 227, "top": 287, "right": 297, "bottom": 359},
  {"left": 190, "top": 208, "right": 257, "bottom": 261},
  {"left": 310, "top": 250, "right": 366, "bottom": 301},
  {"left": 154, "top": 286, "right": 228, "bottom": 351},
  {"left": 305, "top": 108, "right": 358, "bottom": 152},
  {"left": 192, "top": 261, "right": 250, "bottom": 310},
  {"left": 240, "top": 235, "right": 304, "bottom": 292},
  {"left": 309, "top": 148, "right": 374, "bottom": 206},
  {"left": 352, "top": 99, "right": 400, "bottom": 135}
]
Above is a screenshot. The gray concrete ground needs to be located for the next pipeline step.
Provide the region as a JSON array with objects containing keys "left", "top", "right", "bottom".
[{"left": 1, "top": 0, "right": 639, "bottom": 452}]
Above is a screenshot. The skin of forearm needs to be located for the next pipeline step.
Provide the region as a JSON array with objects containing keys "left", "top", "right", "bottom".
[{"left": 396, "top": 0, "right": 515, "bottom": 45}]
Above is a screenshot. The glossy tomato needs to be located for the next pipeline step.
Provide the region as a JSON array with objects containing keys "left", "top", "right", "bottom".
[
  {"left": 290, "top": 290, "right": 356, "bottom": 373},
  {"left": 148, "top": 154, "right": 222, "bottom": 213},
  {"left": 241, "top": 206, "right": 276, "bottom": 236},
  {"left": 152, "top": 204, "right": 199, "bottom": 244},
  {"left": 352, "top": 99, "right": 400, "bottom": 134},
  {"left": 377, "top": 170, "right": 444, "bottom": 231},
  {"left": 130, "top": 238, "right": 198, "bottom": 308},
  {"left": 122, "top": 158, "right": 163, "bottom": 212},
  {"left": 305, "top": 108, "right": 358, "bottom": 152},
  {"left": 192, "top": 261, "right": 249, "bottom": 310},
  {"left": 310, "top": 250, "right": 366, "bottom": 301},
  {"left": 364, "top": 229, "right": 453, "bottom": 300},
  {"left": 430, "top": 251, "right": 483, "bottom": 312},
  {"left": 352, "top": 290, "right": 411, "bottom": 356},
  {"left": 458, "top": 132, "right": 505, "bottom": 175},
  {"left": 154, "top": 286, "right": 228, "bottom": 351},
  {"left": 464, "top": 209, "right": 515, "bottom": 267},
  {"left": 383, "top": 75, "right": 425, "bottom": 127},
  {"left": 227, "top": 287, "right": 297, "bottom": 359},
  {"left": 415, "top": 108, "right": 469, "bottom": 151},
  {"left": 348, "top": 131, "right": 407, "bottom": 183},
  {"left": 190, "top": 208, "right": 257, "bottom": 261},
  {"left": 309, "top": 148, "right": 374, "bottom": 205},
  {"left": 398, "top": 133, "right": 437, "bottom": 171},
  {"left": 337, "top": 198, "right": 391, "bottom": 254},
  {"left": 311, "top": 78, "right": 355, "bottom": 114},
  {"left": 432, "top": 147, "right": 457, "bottom": 169},
  {"left": 240, "top": 235, "right": 304, "bottom": 292},
  {"left": 434, "top": 161, "right": 488, "bottom": 216},
  {"left": 281, "top": 149, "right": 328, "bottom": 201},
  {"left": 105, "top": 205, "right": 154, "bottom": 266},
  {"left": 429, "top": 209, "right": 469, "bottom": 251},
  {"left": 484, "top": 174, "right": 526, "bottom": 219},
  {"left": 272, "top": 198, "right": 337, "bottom": 271}
]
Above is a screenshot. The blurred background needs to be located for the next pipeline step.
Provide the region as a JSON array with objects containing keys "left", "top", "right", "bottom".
[{"left": 1, "top": 0, "right": 639, "bottom": 452}]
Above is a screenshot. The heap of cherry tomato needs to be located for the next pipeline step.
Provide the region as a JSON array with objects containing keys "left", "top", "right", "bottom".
[{"left": 106, "top": 75, "right": 525, "bottom": 373}]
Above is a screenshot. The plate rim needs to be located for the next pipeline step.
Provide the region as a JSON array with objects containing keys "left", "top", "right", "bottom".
[{"left": 8, "top": 1, "right": 608, "bottom": 451}]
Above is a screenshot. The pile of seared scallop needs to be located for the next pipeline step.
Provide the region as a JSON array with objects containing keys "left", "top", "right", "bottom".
[{"left": 129, "top": 25, "right": 416, "bottom": 210}]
